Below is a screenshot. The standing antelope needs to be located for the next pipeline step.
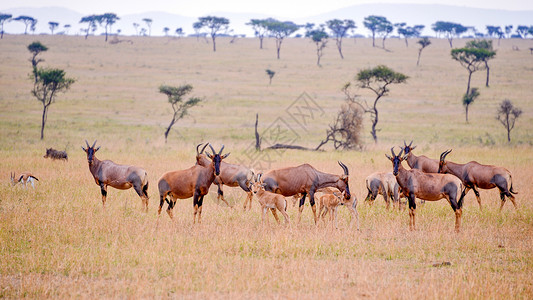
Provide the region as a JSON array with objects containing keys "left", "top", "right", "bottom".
[
  {"left": 250, "top": 181, "right": 290, "bottom": 227},
  {"left": 10, "top": 172, "right": 39, "bottom": 188},
  {"left": 438, "top": 149, "right": 517, "bottom": 210},
  {"left": 364, "top": 172, "right": 403, "bottom": 210},
  {"left": 317, "top": 190, "right": 358, "bottom": 230},
  {"left": 260, "top": 162, "right": 353, "bottom": 225},
  {"left": 386, "top": 147, "right": 466, "bottom": 232},
  {"left": 196, "top": 143, "right": 255, "bottom": 210},
  {"left": 158, "top": 144, "right": 228, "bottom": 223},
  {"left": 82, "top": 140, "right": 149, "bottom": 211},
  {"left": 402, "top": 140, "right": 439, "bottom": 173}
]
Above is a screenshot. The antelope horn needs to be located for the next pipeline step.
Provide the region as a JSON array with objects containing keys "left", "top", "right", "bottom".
[
  {"left": 409, "top": 140, "right": 413, "bottom": 147},
  {"left": 403, "top": 140, "right": 407, "bottom": 147},
  {"left": 440, "top": 149, "right": 452, "bottom": 161},
  {"left": 398, "top": 147, "right": 404, "bottom": 157},
  {"left": 218, "top": 144, "right": 225, "bottom": 155},
  {"left": 391, "top": 147, "right": 396, "bottom": 157},
  {"left": 85, "top": 140, "right": 90, "bottom": 148},
  {"left": 338, "top": 161, "right": 349, "bottom": 175},
  {"left": 208, "top": 144, "right": 216, "bottom": 156},
  {"left": 92, "top": 140, "right": 97, "bottom": 148},
  {"left": 200, "top": 143, "right": 208, "bottom": 154},
  {"left": 196, "top": 143, "right": 202, "bottom": 154}
]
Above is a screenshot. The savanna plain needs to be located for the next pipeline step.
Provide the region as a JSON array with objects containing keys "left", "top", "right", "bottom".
[{"left": 1, "top": 34, "right": 532, "bottom": 298}]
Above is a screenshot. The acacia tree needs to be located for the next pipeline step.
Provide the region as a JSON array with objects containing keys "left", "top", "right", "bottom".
[
  {"left": 397, "top": 24, "right": 424, "bottom": 47},
  {"left": 516, "top": 25, "right": 530, "bottom": 39},
  {"left": 432, "top": 21, "right": 467, "bottom": 47},
  {"left": 13, "top": 15, "right": 35, "bottom": 34},
  {"left": 306, "top": 25, "right": 328, "bottom": 66},
  {"left": 496, "top": 99, "right": 522, "bottom": 143},
  {"left": 194, "top": 16, "right": 229, "bottom": 52},
  {"left": 80, "top": 15, "right": 98, "bottom": 39},
  {"left": 48, "top": 21, "right": 59, "bottom": 35},
  {"left": 316, "top": 99, "right": 364, "bottom": 150},
  {"left": 462, "top": 87, "right": 479, "bottom": 123},
  {"left": 142, "top": 18, "right": 152, "bottom": 36},
  {"left": 0, "top": 13, "right": 12, "bottom": 38},
  {"left": 325, "top": 19, "right": 356, "bottom": 59},
  {"left": 159, "top": 84, "right": 202, "bottom": 143},
  {"left": 363, "top": 15, "right": 385, "bottom": 47},
  {"left": 416, "top": 37, "right": 431, "bottom": 66},
  {"left": 343, "top": 65, "right": 408, "bottom": 143},
  {"left": 97, "top": 13, "right": 120, "bottom": 41},
  {"left": 265, "top": 19, "right": 300, "bottom": 59},
  {"left": 32, "top": 68, "right": 75, "bottom": 139},
  {"left": 64, "top": 24, "right": 71, "bottom": 34},
  {"left": 246, "top": 18, "right": 272, "bottom": 49},
  {"left": 28, "top": 41, "right": 48, "bottom": 83},
  {"left": 466, "top": 40, "right": 496, "bottom": 87},
  {"left": 451, "top": 47, "right": 494, "bottom": 95},
  {"left": 265, "top": 69, "right": 275, "bottom": 85}
]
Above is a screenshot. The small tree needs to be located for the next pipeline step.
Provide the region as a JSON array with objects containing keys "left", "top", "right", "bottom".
[
  {"left": 465, "top": 40, "right": 496, "bottom": 87},
  {"left": 159, "top": 84, "right": 202, "bottom": 143},
  {"left": 343, "top": 65, "right": 408, "bottom": 143},
  {"left": 451, "top": 47, "right": 492, "bottom": 95},
  {"left": 325, "top": 19, "right": 356, "bottom": 59},
  {"left": 363, "top": 15, "right": 389, "bottom": 47},
  {"left": 265, "top": 19, "right": 300, "bottom": 59},
  {"left": 80, "top": 15, "right": 98, "bottom": 39},
  {"left": 265, "top": 69, "right": 275, "bottom": 85},
  {"left": 97, "top": 13, "right": 120, "bottom": 42},
  {"left": 432, "top": 21, "right": 467, "bottom": 47},
  {"left": 246, "top": 18, "right": 272, "bottom": 49},
  {"left": 28, "top": 41, "right": 48, "bottom": 83},
  {"left": 462, "top": 87, "right": 479, "bottom": 123},
  {"left": 163, "top": 27, "right": 169, "bottom": 36},
  {"left": 13, "top": 15, "right": 35, "bottom": 35},
  {"left": 316, "top": 100, "right": 364, "bottom": 150},
  {"left": 48, "top": 21, "right": 59, "bottom": 35},
  {"left": 306, "top": 25, "right": 328, "bottom": 66},
  {"left": 64, "top": 24, "right": 71, "bottom": 34},
  {"left": 398, "top": 24, "right": 425, "bottom": 47},
  {"left": 416, "top": 37, "right": 431, "bottom": 66},
  {"left": 175, "top": 27, "right": 184, "bottom": 37},
  {"left": 496, "top": 99, "right": 522, "bottom": 143},
  {"left": 195, "top": 16, "right": 230, "bottom": 52},
  {"left": 32, "top": 68, "right": 75, "bottom": 140},
  {"left": 0, "top": 13, "right": 12, "bottom": 38},
  {"left": 133, "top": 23, "right": 139, "bottom": 35},
  {"left": 142, "top": 18, "right": 152, "bottom": 36}
]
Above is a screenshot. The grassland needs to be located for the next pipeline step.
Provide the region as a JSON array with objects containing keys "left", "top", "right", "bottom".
[{"left": 0, "top": 34, "right": 532, "bottom": 298}]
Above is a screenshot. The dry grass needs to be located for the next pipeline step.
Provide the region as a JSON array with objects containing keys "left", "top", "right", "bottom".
[{"left": 0, "top": 35, "right": 532, "bottom": 298}]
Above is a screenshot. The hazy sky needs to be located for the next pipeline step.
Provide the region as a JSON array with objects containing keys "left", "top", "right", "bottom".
[{"left": 1, "top": 0, "right": 531, "bottom": 17}]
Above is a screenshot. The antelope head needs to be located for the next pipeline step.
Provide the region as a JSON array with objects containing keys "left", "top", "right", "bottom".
[
  {"left": 195, "top": 142, "right": 210, "bottom": 166},
  {"left": 402, "top": 140, "right": 416, "bottom": 156},
  {"left": 81, "top": 140, "right": 100, "bottom": 166},
  {"left": 386, "top": 147, "right": 408, "bottom": 176},
  {"left": 206, "top": 144, "right": 230, "bottom": 176},
  {"left": 337, "top": 161, "right": 351, "bottom": 200},
  {"left": 251, "top": 181, "right": 266, "bottom": 194},
  {"left": 438, "top": 149, "right": 452, "bottom": 173}
]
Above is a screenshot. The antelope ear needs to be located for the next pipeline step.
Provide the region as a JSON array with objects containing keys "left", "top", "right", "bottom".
[
  {"left": 385, "top": 154, "right": 392, "bottom": 161},
  {"left": 411, "top": 145, "right": 417, "bottom": 150},
  {"left": 81, "top": 146, "right": 87, "bottom": 152},
  {"left": 95, "top": 146, "right": 100, "bottom": 152},
  {"left": 402, "top": 154, "right": 409, "bottom": 161},
  {"left": 221, "top": 152, "right": 230, "bottom": 159},
  {"left": 206, "top": 153, "right": 213, "bottom": 159}
]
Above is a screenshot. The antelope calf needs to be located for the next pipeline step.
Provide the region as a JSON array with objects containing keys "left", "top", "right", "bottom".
[
  {"left": 43, "top": 148, "right": 68, "bottom": 161},
  {"left": 82, "top": 140, "right": 149, "bottom": 211},
  {"left": 317, "top": 190, "right": 349, "bottom": 229},
  {"left": 439, "top": 149, "right": 517, "bottom": 210},
  {"left": 387, "top": 147, "right": 465, "bottom": 232},
  {"left": 158, "top": 144, "right": 228, "bottom": 223},
  {"left": 364, "top": 172, "right": 402, "bottom": 210},
  {"left": 250, "top": 181, "right": 290, "bottom": 227},
  {"left": 10, "top": 172, "right": 39, "bottom": 188}
]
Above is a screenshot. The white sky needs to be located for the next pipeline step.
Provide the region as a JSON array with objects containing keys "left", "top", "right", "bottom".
[{"left": 1, "top": 0, "right": 531, "bottom": 17}]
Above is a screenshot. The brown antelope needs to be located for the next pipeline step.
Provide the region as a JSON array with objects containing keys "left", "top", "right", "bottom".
[
  {"left": 158, "top": 144, "right": 228, "bottom": 223},
  {"left": 402, "top": 140, "right": 439, "bottom": 173},
  {"left": 386, "top": 147, "right": 466, "bottom": 232},
  {"left": 260, "top": 162, "right": 352, "bottom": 225},
  {"left": 82, "top": 140, "right": 149, "bottom": 211},
  {"left": 317, "top": 190, "right": 358, "bottom": 230},
  {"left": 364, "top": 172, "right": 403, "bottom": 210},
  {"left": 438, "top": 149, "right": 517, "bottom": 211},
  {"left": 44, "top": 148, "right": 68, "bottom": 161},
  {"left": 10, "top": 172, "right": 39, "bottom": 188},
  {"left": 196, "top": 143, "right": 255, "bottom": 210},
  {"left": 250, "top": 181, "right": 290, "bottom": 226}
]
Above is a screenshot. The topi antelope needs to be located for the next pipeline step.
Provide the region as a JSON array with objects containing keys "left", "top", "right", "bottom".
[
  {"left": 82, "top": 140, "right": 149, "bottom": 211},
  {"left": 402, "top": 140, "right": 439, "bottom": 173},
  {"left": 196, "top": 143, "right": 255, "bottom": 210},
  {"left": 43, "top": 147, "right": 68, "bottom": 161},
  {"left": 387, "top": 147, "right": 466, "bottom": 232},
  {"left": 158, "top": 144, "right": 228, "bottom": 223},
  {"left": 438, "top": 149, "right": 517, "bottom": 211},
  {"left": 260, "top": 162, "right": 352, "bottom": 225},
  {"left": 250, "top": 181, "right": 290, "bottom": 227},
  {"left": 364, "top": 172, "right": 403, "bottom": 210},
  {"left": 317, "top": 189, "right": 358, "bottom": 230},
  {"left": 10, "top": 172, "right": 39, "bottom": 188}
]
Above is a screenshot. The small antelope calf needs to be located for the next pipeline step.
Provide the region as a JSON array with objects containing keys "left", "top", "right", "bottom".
[
  {"left": 250, "top": 181, "right": 290, "bottom": 227},
  {"left": 10, "top": 172, "right": 39, "bottom": 188},
  {"left": 317, "top": 189, "right": 359, "bottom": 230}
]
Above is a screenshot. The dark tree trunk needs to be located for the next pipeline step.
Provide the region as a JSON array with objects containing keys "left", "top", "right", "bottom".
[
  {"left": 40, "top": 105, "right": 48, "bottom": 140},
  {"left": 336, "top": 39, "right": 344, "bottom": 59},
  {"left": 259, "top": 37, "right": 263, "bottom": 49},
  {"left": 417, "top": 49, "right": 422, "bottom": 66},
  {"left": 466, "top": 71, "right": 473, "bottom": 95},
  {"left": 211, "top": 34, "right": 216, "bottom": 52},
  {"left": 371, "top": 108, "right": 379, "bottom": 143},
  {"left": 255, "top": 113, "right": 261, "bottom": 151},
  {"left": 485, "top": 62, "right": 490, "bottom": 87},
  {"left": 465, "top": 104, "right": 469, "bottom": 123},
  {"left": 164, "top": 115, "right": 177, "bottom": 143}
]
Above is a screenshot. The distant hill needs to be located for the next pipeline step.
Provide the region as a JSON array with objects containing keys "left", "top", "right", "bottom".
[{"left": 1, "top": 4, "right": 531, "bottom": 37}]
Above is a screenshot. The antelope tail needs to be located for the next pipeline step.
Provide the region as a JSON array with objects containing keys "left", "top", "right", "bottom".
[
  {"left": 30, "top": 176, "right": 39, "bottom": 181},
  {"left": 510, "top": 183, "right": 518, "bottom": 195}
]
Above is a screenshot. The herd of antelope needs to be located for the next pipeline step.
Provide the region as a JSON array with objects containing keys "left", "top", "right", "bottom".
[{"left": 10, "top": 140, "right": 517, "bottom": 232}]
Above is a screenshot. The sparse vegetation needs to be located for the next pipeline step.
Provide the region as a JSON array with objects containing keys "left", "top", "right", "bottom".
[
  {"left": 496, "top": 99, "right": 522, "bottom": 142},
  {"left": 159, "top": 84, "right": 202, "bottom": 143}
]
